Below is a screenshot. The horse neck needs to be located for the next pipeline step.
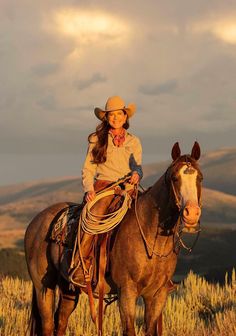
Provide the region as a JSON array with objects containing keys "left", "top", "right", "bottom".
[
  {"left": 137, "top": 175, "right": 178, "bottom": 256},
  {"left": 142, "top": 174, "right": 178, "bottom": 230},
  {"left": 148, "top": 174, "right": 171, "bottom": 213}
]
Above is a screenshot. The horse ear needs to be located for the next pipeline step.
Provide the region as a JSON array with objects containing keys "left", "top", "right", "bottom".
[
  {"left": 171, "top": 142, "right": 181, "bottom": 161},
  {"left": 191, "top": 141, "right": 201, "bottom": 160}
]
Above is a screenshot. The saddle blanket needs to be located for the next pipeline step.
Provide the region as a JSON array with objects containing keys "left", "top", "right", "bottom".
[{"left": 50, "top": 204, "right": 82, "bottom": 246}]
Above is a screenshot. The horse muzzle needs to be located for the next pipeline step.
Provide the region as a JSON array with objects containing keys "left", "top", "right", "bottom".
[{"left": 181, "top": 201, "right": 201, "bottom": 233}]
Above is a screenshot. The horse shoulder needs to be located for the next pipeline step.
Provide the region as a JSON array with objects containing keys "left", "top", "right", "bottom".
[{"left": 110, "top": 195, "right": 156, "bottom": 283}]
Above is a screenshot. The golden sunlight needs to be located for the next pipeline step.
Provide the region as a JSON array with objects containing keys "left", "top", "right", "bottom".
[
  {"left": 191, "top": 18, "right": 236, "bottom": 44},
  {"left": 213, "top": 23, "right": 236, "bottom": 44},
  {"left": 50, "top": 9, "right": 131, "bottom": 44}
]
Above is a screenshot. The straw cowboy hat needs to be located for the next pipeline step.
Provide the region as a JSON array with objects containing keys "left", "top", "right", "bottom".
[{"left": 94, "top": 96, "right": 136, "bottom": 120}]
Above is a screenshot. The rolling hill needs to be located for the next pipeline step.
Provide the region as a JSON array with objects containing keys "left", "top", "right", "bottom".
[
  {"left": 0, "top": 147, "right": 235, "bottom": 280},
  {"left": 0, "top": 147, "right": 235, "bottom": 234}
]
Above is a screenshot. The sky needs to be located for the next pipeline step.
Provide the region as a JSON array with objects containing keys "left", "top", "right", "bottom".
[{"left": 1, "top": 0, "right": 236, "bottom": 185}]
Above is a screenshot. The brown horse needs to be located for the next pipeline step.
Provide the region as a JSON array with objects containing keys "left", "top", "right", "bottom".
[{"left": 24, "top": 142, "right": 202, "bottom": 336}]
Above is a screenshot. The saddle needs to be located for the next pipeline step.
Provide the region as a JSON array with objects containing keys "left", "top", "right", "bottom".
[{"left": 50, "top": 193, "right": 125, "bottom": 293}]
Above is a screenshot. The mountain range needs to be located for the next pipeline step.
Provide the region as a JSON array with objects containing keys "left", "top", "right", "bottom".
[{"left": 1, "top": 147, "right": 235, "bottom": 231}]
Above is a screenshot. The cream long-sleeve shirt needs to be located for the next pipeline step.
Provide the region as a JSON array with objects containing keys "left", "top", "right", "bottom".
[{"left": 82, "top": 131, "right": 143, "bottom": 192}]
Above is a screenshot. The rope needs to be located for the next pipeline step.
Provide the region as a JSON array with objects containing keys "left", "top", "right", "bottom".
[{"left": 79, "top": 188, "right": 132, "bottom": 235}]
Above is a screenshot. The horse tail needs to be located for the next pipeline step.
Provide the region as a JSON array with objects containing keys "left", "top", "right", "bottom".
[{"left": 28, "top": 287, "right": 41, "bottom": 336}]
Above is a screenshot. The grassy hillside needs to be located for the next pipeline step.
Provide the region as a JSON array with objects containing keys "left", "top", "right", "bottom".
[
  {"left": 0, "top": 184, "right": 235, "bottom": 245},
  {"left": 0, "top": 176, "right": 83, "bottom": 206},
  {"left": 202, "top": 188, "right": 236, "bottom": 223},
  {"left": 0, "top": 177, "right": 84, "bottom": 248}
]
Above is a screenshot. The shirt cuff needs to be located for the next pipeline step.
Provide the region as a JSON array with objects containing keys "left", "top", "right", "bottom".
[{"left": 132, "top": 167, "right": 143, "bottom": 179}]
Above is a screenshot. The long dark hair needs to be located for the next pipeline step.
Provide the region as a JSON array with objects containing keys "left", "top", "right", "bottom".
[{"left": 88, "top": 113, "right": 130, "bottom": 164}]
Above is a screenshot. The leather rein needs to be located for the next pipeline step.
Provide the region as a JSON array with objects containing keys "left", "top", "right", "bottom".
[{"left": 134, "top": 162, "right": 202, "bottom": 258}]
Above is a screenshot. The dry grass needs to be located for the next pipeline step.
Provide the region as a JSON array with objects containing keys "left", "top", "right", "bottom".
[{"left": 0, "top": 270, "right": 235, "bottom": 335}]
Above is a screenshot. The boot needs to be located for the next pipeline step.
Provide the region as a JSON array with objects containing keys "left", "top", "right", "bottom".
[
  {"left": 69, "top": 232, "right": 94, "bottom": 287},
  {"left": 70, "top": 256, "right": 93, "bottom": 287}
]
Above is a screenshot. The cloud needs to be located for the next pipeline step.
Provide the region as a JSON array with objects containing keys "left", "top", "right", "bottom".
[
  {"left": 45, "top": 8, "right": 132, "bottom": 46},
  {"left": 1, "top": 0, "right": 236, "bottom": 157},
  {"left": 31, "top": 62, "right": 60, "bottom": 77},
  {"left": 1, "top": 0, "right": 236, "bottom": 186},
  {"left": 37, "top": 95, "right": 57, "bottom": 110},
  {"left": 202, "top": 103, "right": 235, "bottom": 122},
  {"left": 139, "top": 79, "right": 178, "bottom": 96},
  {"left": 189, "top": 15, "right": 236, "bottom": 44},
  {"left": 74, "top": 73, "right": 107, "bottom": 90}
]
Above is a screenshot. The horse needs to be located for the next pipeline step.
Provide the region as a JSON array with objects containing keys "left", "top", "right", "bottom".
[{"left": 24, "top": 141, "right": 202, "bottom": 336}]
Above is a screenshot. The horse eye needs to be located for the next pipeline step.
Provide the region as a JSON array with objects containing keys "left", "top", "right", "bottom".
[
  {"left": 172, "top": 175, "right": 178, "bottom": 182},
  {"left": 198, "top": 176, "right": 203, "bottom": 182}
]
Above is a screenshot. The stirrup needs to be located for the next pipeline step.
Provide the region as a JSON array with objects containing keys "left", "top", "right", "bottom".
[{"left": 69, "top": 261, "right": 93, "bottom": 288}]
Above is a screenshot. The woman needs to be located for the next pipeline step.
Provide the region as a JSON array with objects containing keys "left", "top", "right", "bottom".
[{"left": 73, "top": 95, "right": 143, "bottom": 285}]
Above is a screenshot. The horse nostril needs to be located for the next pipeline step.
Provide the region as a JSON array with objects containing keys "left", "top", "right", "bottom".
[
  {"left": 183, "top": 205, "right": 201, "bottom": 219},
  {"left": 183, "top": 207, "right": 190, "bottom": 217}
]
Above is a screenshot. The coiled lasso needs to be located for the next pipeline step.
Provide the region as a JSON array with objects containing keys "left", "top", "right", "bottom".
[{"left": 79, "top": 187, "right": 132, "bottom": 235}]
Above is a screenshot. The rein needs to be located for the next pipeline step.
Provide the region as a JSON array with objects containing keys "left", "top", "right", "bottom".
[
  {"left": 134, "top": 188, "right": 178, "bottom": 258},
  {"left": 134, "top": 189, "right": 200, "bottom": 258},
  {"left": 134, "top": 162, "right": 202, "bottom": 258}
]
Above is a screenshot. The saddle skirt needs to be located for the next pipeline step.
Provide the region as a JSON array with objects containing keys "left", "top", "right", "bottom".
[{"left": 50, "top": 204, "right": 81, "bottom": 246}]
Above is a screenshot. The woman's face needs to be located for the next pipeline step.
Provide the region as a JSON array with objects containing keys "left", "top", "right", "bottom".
[{"left": 107, "top": 110, "right": 127, "bottom": 130}]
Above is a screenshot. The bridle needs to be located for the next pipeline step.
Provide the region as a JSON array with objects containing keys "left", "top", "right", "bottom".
[
  {"left": 165, "top": 160, "right": 202, "bottom": 251},
  {"left": 135, "top": 159, "right": 202, "bottom": 258},
  {"left": 165, "top": 158, "right": 202, "bottom": 213}
]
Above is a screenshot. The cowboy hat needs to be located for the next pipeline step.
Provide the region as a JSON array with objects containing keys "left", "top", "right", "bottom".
[{"left": 94, "top": 96, "right": 136, "bottom": 120}]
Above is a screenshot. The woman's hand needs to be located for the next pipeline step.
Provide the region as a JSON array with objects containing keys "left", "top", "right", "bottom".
[
  {"left": 85, "top": 190, "right": 96, "bottom": 202},
  {"left": 130, "top": 172, "right": 140, "bottom": 185}
]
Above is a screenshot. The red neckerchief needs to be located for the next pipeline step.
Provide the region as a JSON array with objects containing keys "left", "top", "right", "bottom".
[{"left": 109, "top": 128, "right": 126, "bottom": 147}]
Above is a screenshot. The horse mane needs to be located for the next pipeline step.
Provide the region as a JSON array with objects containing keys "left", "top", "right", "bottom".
[{"left": 140, "top": 186, "right": 152, "bottom": 195}]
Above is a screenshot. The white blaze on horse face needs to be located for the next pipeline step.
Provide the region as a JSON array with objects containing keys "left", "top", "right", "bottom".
[{"left": 179, "top": 165, "right": 198, "bottom": 206}]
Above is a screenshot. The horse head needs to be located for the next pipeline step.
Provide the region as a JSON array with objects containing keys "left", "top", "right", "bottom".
[{"left": 165, "top": 141, "right": 203, "bottom": 233}]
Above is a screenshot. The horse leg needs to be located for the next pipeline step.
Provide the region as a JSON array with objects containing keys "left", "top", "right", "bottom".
[
  {"left": 119, "top": 286, "right": 137, "bottom": 336},
  {"left": 54, "top": 280, "right": 80, "bottom": 336},
  {"left": 144, "top": 287, "right": 168, "bottom": 336},
  {"left": 34, "top": 285, "right": 55, "bottom": 336}
]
